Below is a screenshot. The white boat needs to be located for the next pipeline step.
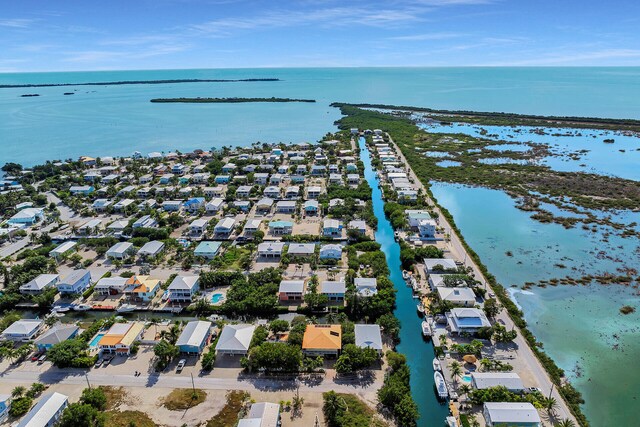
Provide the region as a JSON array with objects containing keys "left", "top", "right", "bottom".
[
  {"left": 433, "top": 357, "right": 442, "bottom": 372},
  {"left": 421, "top": 320, "right": 432, "bottom": 337},
  {"left": 402, "top": 270, "right": 410, "bottom": 280},
  {"left": 417, "top": 303, "right": 425, "bottom": 315},
  {"left": 446, "top": 416, "right": 459, "bottom": 427},
  {"left": 116, "top": 304, "right": 136, "bottom": 313},
  {"left": 434, "top": 371, "right": 448, "bottom": 399},
  {"left": 73, "top": 304, "right": 92, "bottom": 311},
  {"left": 52, "top": 306, "right": 70, "bottom": 313}
]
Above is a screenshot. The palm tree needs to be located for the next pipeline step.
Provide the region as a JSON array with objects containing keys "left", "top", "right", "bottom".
[
  {"left": 541, "top": 396, "right": 558, "bottom": 417},
  {"left": 12, "top": 386, "right": 26, "bottom": 398},
  {"left": 450, "top": 361, "right": 462, "bottom": 387},
  {"left": 438, "top": 333, "right": 447, "bottom": 347},
  {"left": 555, "top": 419, "right": 576, "bottom": 427},
  {"left": 458, "top": 384, "right": 472, "bottom": 401},
  {"left": 480, "top": 358, "right": 492, "bottom": 372}
]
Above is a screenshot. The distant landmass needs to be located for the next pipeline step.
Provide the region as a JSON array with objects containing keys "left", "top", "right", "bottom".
[
  {"left": 150, "top": 97, "right": 316, "bottom": 103},
  {"left": 0, "top": 78, "right": 280, "bottom": 89}
]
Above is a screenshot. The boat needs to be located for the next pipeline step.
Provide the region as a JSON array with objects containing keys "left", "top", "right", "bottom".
[
  {"left": 417, "top": 303, "right": 425, "bottom": 315},
  {"left": 445, "top": 416, "right": 459, "bottom": 427},
  {"left": 116, "top": 304, "right": 137, "bottom": 313},
  {"left": 433, "top": 357, "right": 442, "bottom": 372},
  {"left": 421, "top": 320, "right": 432, "bottom": 337},
  {"left": 434, "top": 371, "right": 448, "bottom": 399},
  {"left": 402, "top": 270, "right": 410, "bottom": 280},
  {"left": 72, "top": 304, "right": 92, "bottom": 311},
  {"left": 52, "top": 305, "right": 70, "bottom": 313}
]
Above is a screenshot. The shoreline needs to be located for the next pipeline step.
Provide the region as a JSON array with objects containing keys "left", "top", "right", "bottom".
[
  {"left": 149, "top": 97, "right": 316, "bottom": 104},
  {"left": 0, "top": 78, "right": 280, "bottom": 88}
]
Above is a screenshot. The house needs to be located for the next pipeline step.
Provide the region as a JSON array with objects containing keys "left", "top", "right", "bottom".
[
  {"left": 177, "top": 321, "right": 212, "bottom": 355},
  {"left": 256, "top": 197, "right": 274, "bottom": 213},
  {"left": 296, "top": 165, "right": 307, "bottom": 174},
  {"left": 0, "top": 394, "right": 9, "bottom": 423},
  {"left": 194, "top": 241, "right": 222, "bottom": 259},
  {"left": 310, "top": 165, "right": 326, "bottom": 176},
  {"left": 126, "top": 275, "right": 161, "bottom": 302},
  {"left": 95, "top": 277, "right": 128, "bottom": 296},
  {"left": 287, "top": 243, "right": 315, "bottom": 257},
  {"left": 206, "top": 197, "right": 225, "bottom": 213},
  {"left": 320, "top": 280, "right": 346, "bottom": 302},
  {"left": 437, "top": 287, "right": 476, "bottom": 307},
  {"left": 235, "top": 186, "right": 253, "bottom": 199},
  {"left": 269, "top": 174, "right": 284, "bottom": 185},
  {"left": 319, "top": 244, "right": 342, "bottom": 260},
  {"left": 471, "top": 373, "right": 525, "bottom": 393},
  {"left": 215, "top": 324, "right": 256, "bottom": 356},
  {"left": 347, "top": 220, "right": 367, "bottom": 235},
  {"left": 214, "top": 175, "right": 230, "bottom": 184},
  {"left": 263, "top": 186, "right": 281, "bottom": 198},
  {"left": 483, "top": 402, "right": 541, "bottom": 427},
  {"left": 1, "top": 319, "right": 43, "bottom": 341},
  {"left": 241, "top": 219, "right": 261, "bottom": 238},
  {"left": 189, "top": 218, "right": 209, "bottom": 235},
  {"left": 106, "top": 242, "right": 135, "bottom": 259},
  {"left": 279, "top": 280, "right": 305, "bottom": 302},
  {"left": 238, "top": 402, "right": 281, "bottom": 427},
  {"left": 306, "top": 186, "right": 321, "bottom": 199},
  {"left": 192, "top": 172, "right": 211, "bottom": 184},
  {"left": 17, "top": 392, "right": 68, "bottom": 427},
  {"left": 84, "top": 171, "right": 101, "bottom": 182},
  {"left": 69, "top": 185, "right": 94, "bottom": 195},
  {"left": 57, "top": 269, "right": 91, "bottom": 295},
  {"left": 102, "top": 174, "right": 119, "bottom": 184},
  {"left": 136, "top": 187, "right": 152, "bottom": 198},
  {"left": 302, "top": 324, "right": 342, "bottom": 356},
  {"left": 34, "top": 324, "right": 80, "bottom": 351},
  {"left": 268, "top": 220, "right": 293, "bottom": 236},
  {"left": 78, "top": 219, "right": 102, "bottom": 235},
  {"left": 424, "top": 258, "right": 458, "bottom": 274},
  {"left": 139, "top": 174, "right": 153, "bottom": 184},
  {"left": 275, "top": 200, "right": 296, "bottom": 214},
  {"left": 98, "top": 322, "right": 145, "bottom": 355},
  {"left": 257, "top": 242, "right": 285, "bottom": 259},
  {"left": 162, "top": 200, "right": 183, "bottom": 212},
  {"left": 347, "top": 174, "right": 360, "bottom": 185},
  {"left": 184, "top": 197, "right": 206, "bottom": 212},
  {"left": 92, "top": 199, "right": 113, "bottom": 212},
  {"left": 233, "top": 200, "right": 251, "bottom": 212},
  {"left": 418, "top": 219, "right": 437, "bottom": 239},
  {"left": 406, "top": 210, "right": 433, "bottom": 228},
  {"left": 354, "top": 324, "right": 383, "bottom": 354},
  {"left": 204, "top": 186, "right": 225, "bottom": 198},
  {"left": 167, "top": 275, "right": 200, "bottom": 302},
  {"left": 285, "top": 186, "right": 300, "bottom": 199},
  {"left": 222, "top": 163, "right": 237, "bottom": 173},
  {"left": 107, "top": 220, "right": 128, "bottom": 233},
  {"left": 138, "top": 240, "right": 165, "bottom": 258},
  {"left": 303, "top": 200, "right": 319, "bottom": 215},
  {"left": 328, "top": 164, "right": 339, "bottom": 174},
  {"left": 354, "top": 277, "right": 377, "bottom": 297},
  {"left": 254, "top": 173, "right": 269, "bottom": 185},
  {"left": 329, "top": 173, "right": 343, "bottom": 185},
  {"left": 172, "top": 164, "right": 186, "bottom": 175},
  {"left": 398, "top": 189, "right": 418, "bottom": 203},
  {"left": 214, "top": 217, "right": 236, "bottom": 236},
  {"left": 290, "top": 174, "right": 305, "bottom": 184},
  {"left": 446, "top": 307, "right": 491, "bottom": 335},
  {"left": 346, "top": 163, "right": 358, "bottom": 172},
  {"left": 114, "top": 198, "right": 135, "bottom": 212},
  {"left": 49, "top": 240, "right": 77, "bottom": 261},
  {"left": 322, "top": 219, "right": 343, "bottom": 237},
  {"left": 7, "top": 207, "right": 44, "bottom": 225},
  {"left": 19, "top": 274, "right": 59, "bottom": 295},
  {"left": 133, "top": 214, "right": 157, "bottom": 228}
]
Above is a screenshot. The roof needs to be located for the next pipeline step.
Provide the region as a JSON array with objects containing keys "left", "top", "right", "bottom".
[
  {"left": 437, "top": 287, "right": 476, "bottom": 303},
  {"left": 215, "top": 217, "right": 235, "bottom": 230},
  {"left": 17, "top": 392, "right": 69, "bottom": 427},
  {"left": 20, "top": 274, "right": 59, "bottom": 291},
  {"left": 244, "top": 402, "right": 281, "bottom": 427},
  {"left": 321, "top": 281, "right": 346, "bottom": 294},
  {"left": 320, "top": 244, "right": 342, "bottom": 252},
  {"left": 10, "top": 208, "right": 43, "bottom": 220},
  {"left": 34, "top": 324, "right": 79, "bottom": 346},
  {"left": 483, "top": 402, "right": 541, "bottom": 424},
  {"left": 302, "top": 324, "right": 342, "bottom": 351},
  {"left": 424, "top": 258, "right": 458, "bottom": 271},
  {"left": 99, "top": 322, "right": 143, "bottom": 347},
  {"left": 472, "top": 372, "right": 525, "bottom": 390},
  {"left": 50, "top": 241, "right": 76, "bottom": 254},
  {"left": 138, "top": 240, "right": 164, "bottom": 255},
  {"left": 2, "top": 319, "right": 43, "bottom": 336},
  {"left": 176, "top": 321, "right": 212, "bottom": 348},
  {"left": 355, "top": 324, "right": 383, "bottom": 350},
  {"left": 257, "top": 242, "right": 285, "bottom": 253},
  {"left": 107, "top": 241, "right": 133, "bottom": 254},
  {"left": 195, "top": 241, "right": 222, "bottom": 254},
  {"left": 190, "top": 218, "right": 209, "bottom": 228},
  {"left": 95, "top": 277, "right": 128, "bottom": 290},
  {"left": 287, "top": 243, "right": 315, "bottom": 255},
  {"left": 323, "top": 219, "right": 341, "bottom": 229},
  {"left": 269, "top": 220, "right": 293, "bottom": 228},
  {"left": 279, "top": 280, "right": 304, "bottom": 293},
  {"left": 168, "top": 275, "right": 199, "bottom": 291},
  {"left": 215, "top": 324, "right": 256, "bottom": 352}
]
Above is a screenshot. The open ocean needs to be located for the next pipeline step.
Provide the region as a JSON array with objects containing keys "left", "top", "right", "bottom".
[{"left": 2, "top": 67, "right": 640, "bottom": 426}]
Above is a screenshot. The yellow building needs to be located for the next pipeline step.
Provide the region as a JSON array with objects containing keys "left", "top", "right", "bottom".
[
  {"left": 302, "top": 324, "right": 342, "bottom": 356},
  {"left": 98, "top": 322, "right": 144, "bottom": 355}
]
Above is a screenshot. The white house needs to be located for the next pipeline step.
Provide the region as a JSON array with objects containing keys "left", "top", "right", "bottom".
[
  {"left": 106, "top": 242, "right": 135, "bottom": 259},
  {"left": 238, "top": 402, "right": 281, "bottom": 427},
  {"left": 162, "top": 200, "right": 183, "bottom": 212},
  {"left": 214, "top": 217, "right": 236, "bottom": 236},
  {"left": 437, "top": 287, "right": 476, "bottom": 307},
  {"left": 17, "top": 392, "right": 68, "bottom": 427},
  {"left": 7, "top": 208, "right": 44, "bottom": 225},
  {"left": 275, "top": 200, "right": 297, "bottom": 214},
  {"left": 263, "top": 186, "right": 281, "bottom": 199},
  {"left": 424, "top": 258, "right": 458, "bottom": 274},
  {"left": 94, "top": 277, "right": 129, "bottom": 296},
  {"left": 167, "top": 275, "right": 200, "bottom": 302},
  {"left": 206, "top": 197, "right": 225, "bottom": 213},
  {"left": 1, "top": 319, "right": 43, "bottom": 341},
  {"left": 483, "top": 402, "right": 541, "bottom": 427},
  {"left": 257, "top": 242, "right": 285, "bottom": 259},
  {"left": 242, "top": 219, "right": 262, "bottom": 237},
  {"left": 319, "top": 244, "right": 342, "bottom": 260},
  {"left": 406, "top": 210, "right": 433, "bottom": 228},
  {"left": 19, "top": 274, "right": 59, "bottom": 295},
  {"left": 287, "top": 243, "right": 316, "bottom": 257},
  {"left": 57, "top": 269, "right": 91, "bottom": 295},
  {"left": 189, "top": 218, "right": 209, "bottom": 235},
  {"left": 48, "top": 241, "right": 77, "bottom": 261},
  {"left": 418, "top": 219, "right": 437, "bottom": 239},
  {"left": 471, "top": 373, "right": 525, "bottom": 393},
  {"left": 446, "top": 307, "right": 491, "bottom": 335},
  {"left": 235, "top": 186, "right": 253, "bottom": 199},
  {"left": 354, "top": 277, "right": 377, "bottom": 297},
  {"left": 133, "top": 215, "right": 157, "bottom": 229},
  {"left": 138, "top": 240, "right": 165, "bottom": 258},
  {"left": 215, "top": 324, "right": 256, "bottom": 356},
  {"left": 354, "top": 324, "right": 383, "bottom": 354}
]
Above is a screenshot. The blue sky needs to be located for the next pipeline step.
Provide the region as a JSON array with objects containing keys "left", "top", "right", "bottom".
[{"left": 1, "top": 0, "right": 640, "bottom": 71}]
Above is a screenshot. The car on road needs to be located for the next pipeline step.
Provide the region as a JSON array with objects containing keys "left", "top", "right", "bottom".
[{"left": 176, "top": 359, "right": 186, "bottom": 373}]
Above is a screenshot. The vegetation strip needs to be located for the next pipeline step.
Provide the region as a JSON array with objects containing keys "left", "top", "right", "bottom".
[
  {"left": 150, "top": 97, "right": 316, "bottom": 103},
  {"left": 0, "top": 78, "right": 280, "bottom": 88}
]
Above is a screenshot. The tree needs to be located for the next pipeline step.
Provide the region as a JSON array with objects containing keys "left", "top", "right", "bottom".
[
  {"left": 9, "top": 396, "right": 32, "bottom": 417},
  {"left": 541, "top": 396, "right": 558, "bottom": 416},
  {"left": 323, "top": 391, "right": 347, "bottom": 427},
  {"left": 153, "top": 339, "right": 179, "bottom": 371},
  {"left": 555, "top": 419, "right": 576, "bottom": 427},
  {"left": 48, "top": 339, "right": 93, "bottom": 368},
  {"left": 80, "top": 387, "right": 107, "bottom": 410},
  {"left": 268, "top": 319, "right": 289, "bottom": 333},
  {"left": 376, "top": 313, "right": 400, "bottom": 342},
  {"left": 59, "top": 403, "right": 105, "bottom": 427},
  {"left": 450, "top": 361, "right": 462, "bottom": 386},
  {"left": 394, "top": 394, "right": 419, "bottom": 427},
  {"left": 26, "top": 383, "right": 46, "bottom": 398},
  {"left": 11, "top": 386, "right": 26, "bottom": 398},
  {"left": 243, "top": 342, "right": 302, "bottom": 372},
  {"left": 201, "top": 349, "right": 216, "bottom": 371},
  {"left": 386, "top": 351, "right": 406, "bottom": 371},
  {"left": 483, "top": 298, "right": 501, "bottom": 318}
]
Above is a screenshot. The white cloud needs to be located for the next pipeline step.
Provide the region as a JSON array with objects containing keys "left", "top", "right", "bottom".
[
  {"left": 0, "top": 18, "right": 36, "bottom": 28},
  {"left": 389, "top": 31, "right": 466, "bottom": 41}
]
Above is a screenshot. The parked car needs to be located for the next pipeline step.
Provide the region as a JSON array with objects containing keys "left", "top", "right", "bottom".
[
  {"left": 94, "top": 359, "right": 103, "bottom": 368},
  {"left": 37, "top": 354, "right": 47, "bottom": 364},
  {"left": 176, "top": 359, "right": 186, "bottom": 373},
  {"left": 527, "top": 387, "right": 542, "bottom": 394},
  {"left": 31, "top": 351, "right": 45, "bottom": 362},
  {"left": 103, "top": 356, "right": 114, "bottom": 366}
]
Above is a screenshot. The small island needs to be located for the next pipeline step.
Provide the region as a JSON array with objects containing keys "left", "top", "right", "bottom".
[
  {"left": 0, "top": 78, "right": 279, "bottom": 89},
  {"left": 150, "top": 97, "right": 316, "bottom": 103},
  {"left": 20, "top": 94, "right": 40, "bottom": 97}
]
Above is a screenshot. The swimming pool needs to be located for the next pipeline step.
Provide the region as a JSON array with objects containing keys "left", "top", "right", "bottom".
[
  {"left": 210, "top": 293, "right": 224, "bottom": 304},
  {"left": 89, "top": 333, "right": 105, "bottom": 348},
  {"left": 462, "top": 375, "right": 472, "bottom": 383}
]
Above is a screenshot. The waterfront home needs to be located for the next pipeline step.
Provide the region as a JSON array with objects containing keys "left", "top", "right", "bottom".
[
  {"left": 214, "top": 217, "right": 236, "bottom": 236},
  {"left": 275, "top": 200, "right": 297, "bottom": 214},
  {"left": 107, "top": 242, "right": 135, "bottom": 259},
  {"left": 256, "top": 197, "right": 274, "bottom": 214},
  {"left": 354, "top": 277, "right": 377, "bottom": 297},
  {"left": 242, "top": 219, "right": 262, "bottom": 238},
  {"left": 254, "top": 173, "right": 269, "bottom": 185},
  {"left": 98, "top": 321, "right": 145, "bottom": 355},
  {"left": 19, "top": 274, "right": 59, "bottom": 295},
  {"left": 306, "top": 186, "right": 322, "bottom": 199},
  {"left": 172, "top": 164, "right": 186, "bottom": 175},
  {"left": 7, "top": 207, "right": 44, "bottom": 225},
  {"left": 418, "top": 219, "right": 437, "bottom": 239},
  {"left": 355, "top": 324, "right": 383, "bottom": 355},
  {"left": 483, "top": 402, "right": 541, "bottom": 427},
  {"left": 206, "top": 197, "right": 225, "bottom": 213},
  {"left": 215, "top": 324, "right": 256, "bottom": 356},
  {"left": 303, "top": 200, "right": 319, "bottom": 215},
  {"left": 268, "top": 220, "right": 293, "bottom": 236},
  {"left": 114, "top": 198, "right": 135, "bottom": 212},
  {"left": 176, "top": 320, "right": 212, "bottom": 355},
  {"left": 138, "top": 240, "right": 165, "bottom": 258},
  {"left": 194, "top": 241, "right": 222, "bottom": 259},
  {"left": 285, "top": 186, "right": 300, "bottom": 199},
  {"left": 347, "top": 174, "right": 360, "bottom": 185},
  {"left": 347, "top": 220, "right": 367, "bottom": 236},
  {"left": 204, "top": 186, "right": 225, "bottom": 198},
  {"left": 189, "top": 218, "right": 209, "bottom": 235},
  {"left": 0, "top": 394, "right": 9, "bottom": 423},
  {"left": 238, "top": 402, "right": 281, "bottom": 427},
  {"left": 57, "top": 269, "right": 91, "bottom": 295},
  {"left": 406, "top": 210, "right": 434, "bottom": 228},
  {"left": 95, "top": 277, "right": 129, "bottom": 296},
  {"left": 222, "top": 162, "right": 237, "bottom": 173},
  {"left": 471, "top": 373, "right": 525, "bottom": 393},
  {"left": 235, "top": 185, "right": 253, "bottom": 199},
  {"left": 159, "top": 173, "right": 174, "bottom": 184},
  {"left": 397, "top": 189, "right": 418, "bottom": 203},
  {"left": 167, "top": 275, "right": 200, "bottom": 302},
  {"left": 437, "top": 287, "right": 476, "bottom": 307},
  {"left": 446, "top": 307, "right": 491, "bottom": 335},
  {"left": 92, "top": 199, "right": 113, "bottom": 212},
  {"left": 49, "top": 241, "right": 77, "bottom": 262},
  {"left": 1, "top": 319, "right": 43, "bottom": 342},
  {"left": 233, "top": 200, "right": 251, "bottom": 212},
  {"left": 320, "top": 280, "right": 346, "bottom": 303},
  {"left": 424, "top": 258, "right": 458, "bottom": 274},
  {"left": 319, "top": 244, "right": 342, "bottom": 260},
  {"left": 329, "top": 173, "right": 343, "bottom": 185},
  {"left": 257, "top": 242, "right": 285, "bottom": 259},
  {"left": 302, "top": 324, "right": 342, "bottom": 356},
  {"left": 214, "top": 175, "right": 230, "bottom": 184},
  {"left": 133, "top": 214, "right": 157, "bottom": 229},
  {"left": 69, "top": 185, "right": 94, "bottom": 195},
  {"left": 278, "top": 280, "right": 305, "bottom": 302},
  {"left": 162, "top": 200, "right": 183, "bottom": 212},
  {"left": 322, "top": 219, "right": 343, "bottom": 238},
  {"left": 263, "top": 186, "right": 281, "bottom": 199},
  {"left": 35, "top": 324, "right": 79, "bottom": 351},
  {"left": 287, "top": 243, "right": 315, "bottom": 257},
  {"left": 148, "top": 152, "right": 163, "bottom": 160},
  {"left": 17, "top": 392, "right": 68, "bottom": 427},
  {"left": 126, "top": 275, "right": 161, "bottom": 302},
  {"left": 84, "top": 171, "right": 101, "bottom": 182},
  {"left": 184, "top": 197, "right": 206, "bottom": 212}
]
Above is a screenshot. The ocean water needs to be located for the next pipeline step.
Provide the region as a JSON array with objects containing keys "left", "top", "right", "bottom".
[{"left": 2, "top": 67, "right": 640, "bottom": 166}]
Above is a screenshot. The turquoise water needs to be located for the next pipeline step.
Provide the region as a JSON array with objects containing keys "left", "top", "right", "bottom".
[
  {"left": 430, "top": 183, "right": 640, "bottom": 426},
  {"left": 360, "top": 137, "right": 449, "bottom": 426},
  {"left": 210, "top": 293, "right": 223, "bottom": 303},
  {"left": 2, "top": 67, "right": 640, "bottom": 166},
  {"left": 435, "top": 160, "right": 462, "bottom": 168},
  {"left": 89, "top": 333, "right": 104, "bottom": 348}
]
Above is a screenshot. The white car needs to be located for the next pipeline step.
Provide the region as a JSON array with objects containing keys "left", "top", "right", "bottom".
[{"left": 176, "top": 359, "right": 186, "bottom": 373}]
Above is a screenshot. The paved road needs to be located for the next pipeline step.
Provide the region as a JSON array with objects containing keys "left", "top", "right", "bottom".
[
  {"left": 46, "top": 191, "right": 76, "bottom": 222},
  {"left": 386, "top": 134, "right": 576, "bottom": 424}
]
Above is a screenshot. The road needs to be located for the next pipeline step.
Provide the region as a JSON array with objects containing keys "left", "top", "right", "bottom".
[{"left": 385, "top": 134, "right": 577, "bottom": 424}]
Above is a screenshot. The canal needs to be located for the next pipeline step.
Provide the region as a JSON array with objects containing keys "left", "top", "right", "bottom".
[{"left": 359, "top": 136, "right": 449, "bottom": 426}]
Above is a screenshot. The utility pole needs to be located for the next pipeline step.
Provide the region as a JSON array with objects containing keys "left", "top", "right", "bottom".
[
  {"left": 191, "top": 372, "right": 196, "bottom": 393},
  {"left": 85, "top": 373, "right": 91, "bottom": 389}
]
